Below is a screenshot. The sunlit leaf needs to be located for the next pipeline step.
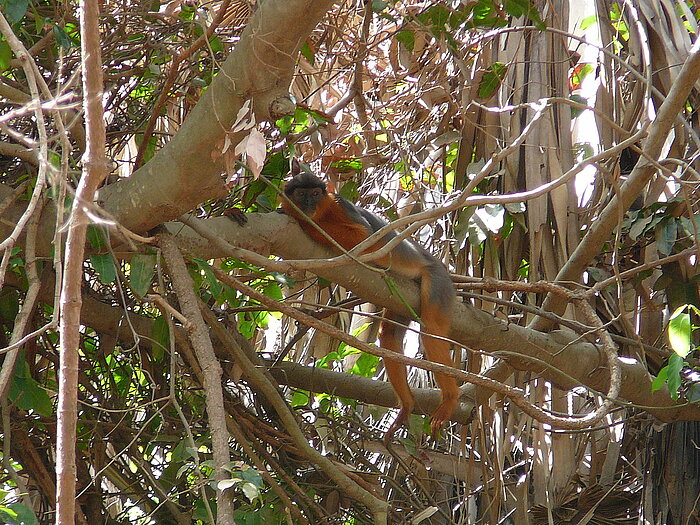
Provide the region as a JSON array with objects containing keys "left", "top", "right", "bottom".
[
  {"left": 218, "top": 479, "right": 237, "bottom": 490},
  {"left": 668, "top": 305, "right": 691, "bottom": 357},
  {"left": 349, "top": 352, "right": 380, "bottom": 377},
  {"left": 90, "top": 254, "right": 117, "bottom": 284},
  {"left": 478, "top": 62, "right": 507, "bottom": 99},
  {"left": 580, "top": 14, "right": 597, "bottom": 30}
]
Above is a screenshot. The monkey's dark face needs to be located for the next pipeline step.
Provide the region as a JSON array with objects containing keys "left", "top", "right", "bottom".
[
  {"left": 287, "top": 186, "right": 325, "bottom": 215},
  {"left": 284, "top": 173, "right": 327, "bottom": 215}
]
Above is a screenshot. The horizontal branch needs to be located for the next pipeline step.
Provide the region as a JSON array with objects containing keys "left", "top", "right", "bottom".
[
  {"left": 269, "top": 361, "right": 474, "bottom": 423},
  {"left": 167, "top": 213, "right": 700, "bottom": 423}
]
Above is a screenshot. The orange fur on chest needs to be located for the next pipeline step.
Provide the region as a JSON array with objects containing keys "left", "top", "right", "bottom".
[{"left": 305, "top": 196, "right": 370, "bottom": 251}]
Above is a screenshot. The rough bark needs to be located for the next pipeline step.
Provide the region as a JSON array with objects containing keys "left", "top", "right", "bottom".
[{"left": 97, "top": 0, "right": 336, "bottom": 234}]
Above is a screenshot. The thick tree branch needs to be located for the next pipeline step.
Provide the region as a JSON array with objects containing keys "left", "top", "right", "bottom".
[
  {"left": 167, "top": 213, "right": 700, "bottom": 423},
  {"left": 98, "top": 0, "right": 336, "bottom": 234},
  {"left": 268, "top": 361, "right": 475, "bottom": 423}
]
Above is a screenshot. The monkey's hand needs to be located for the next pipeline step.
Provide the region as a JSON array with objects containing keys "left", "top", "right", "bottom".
[{"left": 223, "top": 208, "right": 247, "bottom": 226}]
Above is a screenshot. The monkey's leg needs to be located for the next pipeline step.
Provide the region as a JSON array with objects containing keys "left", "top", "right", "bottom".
[
  {"left": 420, "top": 273, "right": 459, "bottom": 436},
  {"left": 378, "top": 312, "right": 411, "bottom": 443}
]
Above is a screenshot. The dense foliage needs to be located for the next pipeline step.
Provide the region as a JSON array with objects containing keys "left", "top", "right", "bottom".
[{"left": 0, "top": 0, "right": 699, "bottom": 523}]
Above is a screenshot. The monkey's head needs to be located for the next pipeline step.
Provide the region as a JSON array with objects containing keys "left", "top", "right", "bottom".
[{"left": 283, "top": 171, "right": 327, "bottom": 215}]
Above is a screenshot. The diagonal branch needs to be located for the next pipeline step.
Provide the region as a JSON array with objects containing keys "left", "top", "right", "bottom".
[
  {"left": 99, "top": 0, "right": 336, "bottom": 234},
  {"left": 534, "top": 36, "right": 700, "bottom": 328},
  {"left": 159, "top": 234, "right": 235, "bottom": 525}
]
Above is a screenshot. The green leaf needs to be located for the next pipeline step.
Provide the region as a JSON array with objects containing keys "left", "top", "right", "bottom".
[
  {"left": 580, "top": 14, "right": 597, "bottom": 30},
  {"left": 291, "top": 389, "right": 310, "bottom": 407},
  {"left": 208, "top": 35, "right": 223, "bottom": 54},
  {"left": 666, "top": 353, "right": 684, "bottom": 399},
  {"left": 478, "top": 62, "right": 508, "bottom": 99},
  {"left": 417, "top": 4, "right": 450, "bottom": 35},
  {"left": 668, "top": 305, "right": 691, "bottom": 357},
  {"left": 239, "top": 467, "right": 264, "bottom": 487},
  {"left": 129, "top": 253, "right": 156, "bottom": 298},
  {"left": 467, "top": 0, "right": 505, "bottom": 29},
  {"left": 300, "top": 40, "right": 315, "bottom": 65},
  {"left": 240, "top": 482, "right": 260, "bottom": 502},
  {"left": 86, "top": 225, "right": 108, "bottom": 250},
  {"left": 0, "top": 288, "right": 20, "bottom": 320},
  {"left": 89, "top": 254, "right": 117, "bottom": 284},
  {"left": 178, "top": 2, "right": 195, "bottom": 20},
  {"left": 9, "top": 362, "right": 53, "bottom": 417},
  {"left": 504, "top": 0, "right": 546, "bottom": 29},
  {"left": 349, "top": 352, "right": 380, "bottom": 377},
  {"left": 569, "top": 64, "right": 594, "bottom": 94},
  {"left": 0, "top": 503, "right": 35, "bottom": 525},
  {"left": 338, "top": 180, "right": 359, "bottom": 201},
  {"left": 171, "top": 439, "right": 190, "bottom": 462},
  {"left": 2, "top": 0, "right": 29, "bottom": 24},
  {"left": 655, "top": 218, "right": 677, "bottom": 256},
  {"left": 218, "top": 479, "right": 237, "bottom": 491},
  {"left": 238, "top": 318, "right": 255, "bottom": 338},
  {"left": 372, "top": 0, "right": 389, "bottom": 12},
  {"left": 0, "top": 507, "right": 19, "bottom": 522},
  {"left": 0, "top": 39, "right": 12, "bottom": 71},
  {"left": 330, "top": 158, "right": 363, "bottom": 172},
  {"left": 650, "top": 365, "right": 668, "bottom": 392},
  {"left": 193, "top": 499, "right": 217, "bottom": 522},
  {"left": 52, "top": 24, "right": 72, "bottom": 50},
  {"left": 395, "top": 29, "right": 414, "bottom": 51},
  {"left": 262, "top": 281, "right": 282, "bottom": 301},
  {"left": 629, "top": 213, "right": 653, "bottom": 240},
  {"left": 687, "top": 383, "right": 700, "bottom": 404},
  {"left": 151, "top": 315, "right": 169, "bottom": 361},
  {"left": 678, "top": 214, "right": 700, "bottom": 237},
  {"left": 193, "top": 259, "right": 223, "bottom": 302}
]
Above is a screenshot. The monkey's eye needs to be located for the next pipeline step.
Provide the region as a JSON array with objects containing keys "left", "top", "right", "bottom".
[{"left": 312, "top": 189, "right": 322, "bottom": 197}]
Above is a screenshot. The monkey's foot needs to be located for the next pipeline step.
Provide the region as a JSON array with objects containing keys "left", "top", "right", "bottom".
[
  {"left": 383, "top": 406, "right": 411, "bottom": 446},
  {"left": 429, "top": 398, "right": 458, "bottom": 436}
]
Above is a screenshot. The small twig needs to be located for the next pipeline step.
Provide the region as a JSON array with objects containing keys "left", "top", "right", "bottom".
[
  {"left": 0, "top": 199, "right": 44, "bottom": 398},
  {"left": 145, "top": 294, "right": 192, "bottom": 328}
]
